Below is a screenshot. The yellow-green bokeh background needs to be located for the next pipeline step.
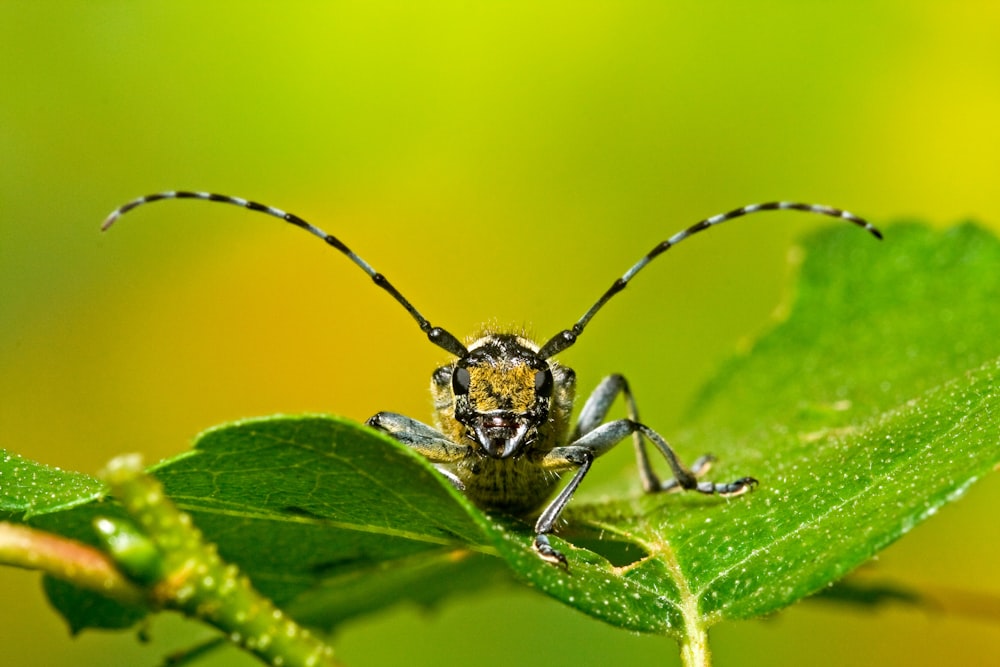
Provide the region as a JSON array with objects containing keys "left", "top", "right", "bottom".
[{"left": 2, "top": 3, "right": 998, "bottom": 665}]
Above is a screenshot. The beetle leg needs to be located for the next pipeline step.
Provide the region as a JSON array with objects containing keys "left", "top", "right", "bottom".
[
  {"left": 535, "top": 420, "right": 755, "bottom": 564},
  {"left": 572, "top": 374, "right": 661, "bottom": 491},
  {"left": 574, "top": 375, "right": 752, "bottom": 494},
  {"left": 636, "top": 424, "right": 757, "bottom": 496},
  {"left": 367, "top": 412, "right": 471, "bottom": 489},
  {"left": 535, "top": 419, "right": 641, "bottom": 565}
]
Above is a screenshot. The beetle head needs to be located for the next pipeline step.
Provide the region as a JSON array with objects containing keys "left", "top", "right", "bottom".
[{"left": 448, "top": 334, "right": 554, "bottom": 459}]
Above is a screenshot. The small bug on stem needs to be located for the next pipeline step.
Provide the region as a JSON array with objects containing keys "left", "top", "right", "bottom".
[{"left": 103, "top": 193, "right": 881, "bottom": 566}]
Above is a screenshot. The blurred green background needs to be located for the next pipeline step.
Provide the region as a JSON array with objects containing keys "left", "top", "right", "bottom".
[{"left": 2, "top": 2, "right": 998, "bottom": 665}]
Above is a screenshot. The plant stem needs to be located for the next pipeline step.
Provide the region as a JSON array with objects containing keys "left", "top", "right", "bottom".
[
  {"left": 0, "top": 521, "right": 146, "bottom": 607},
  {"left": 679, "top": 623, "right": 712, "bottom": 667},
  {"left": 101, "top": 454, "right": 343, "bottom": 667}
]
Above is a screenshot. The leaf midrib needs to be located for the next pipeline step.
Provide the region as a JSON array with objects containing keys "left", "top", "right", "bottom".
[{"left": 166, "top": 497, "right": 497, "bottom": 554}]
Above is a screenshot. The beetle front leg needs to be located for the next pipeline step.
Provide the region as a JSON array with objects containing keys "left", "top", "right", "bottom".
[
  {"left": 367, "top": 412, "right": 471, "bottom": 489},
  {"left": 536, "top": 419, "right": 638, "bottom": 565}
]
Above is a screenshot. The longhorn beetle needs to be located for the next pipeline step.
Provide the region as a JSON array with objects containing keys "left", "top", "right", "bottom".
[{"left": 103, "top": 193, "right": 882, "bottom": 566}]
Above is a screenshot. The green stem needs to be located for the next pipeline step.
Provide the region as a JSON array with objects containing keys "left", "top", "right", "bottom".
[
  {"left": 679, "top": 623, "right": 711, "bottom": 667},
  {"left": 100, "top": 454, "right": 342, "bottom": 667}
]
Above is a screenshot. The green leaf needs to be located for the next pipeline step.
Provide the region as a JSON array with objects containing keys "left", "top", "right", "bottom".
[
  {"left": 19, "top": 416, "right": 506, "bottom": 632},
  {"left": 500, "top": 353, "right": 997, "bottom": 636},
  {"left": 2, "top": 223, "right": 997, "bottom": 650},
  {"left": 149, "top": 416, "right": 497, "bottom": 607},
  {"left": 0, "top": 450, "right": 105, "bottom": 518},
  {"left": 42, "top": 577, "right": 146, "bottom": 634}
]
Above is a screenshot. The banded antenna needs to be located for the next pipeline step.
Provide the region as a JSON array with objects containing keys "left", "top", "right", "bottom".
[
  {"left": 102, "top": 191, "right": 470, "bottom": 357},
  {"left": 537, "top": 202, "right": 882, "bottom": 359}
]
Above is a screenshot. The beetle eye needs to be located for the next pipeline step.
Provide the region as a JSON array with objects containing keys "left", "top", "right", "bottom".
[
  {"left": 452, "top": 367, "right": 471, "bottom": 395},
  {"left": 534, "top": 369, "right": 554, "bottom": 397}
]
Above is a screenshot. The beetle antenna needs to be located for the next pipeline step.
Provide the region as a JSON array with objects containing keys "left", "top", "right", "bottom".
[
  {"left": 538, "top": 201, "right": 882, "bottom": 359},
  {"left": 102, "top": 191, "right": 469, "bottom": 357}
]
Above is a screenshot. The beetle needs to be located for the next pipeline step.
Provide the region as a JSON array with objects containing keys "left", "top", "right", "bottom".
[{"left": 103, "top": 193, "right": 881, "bottom": 565}]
